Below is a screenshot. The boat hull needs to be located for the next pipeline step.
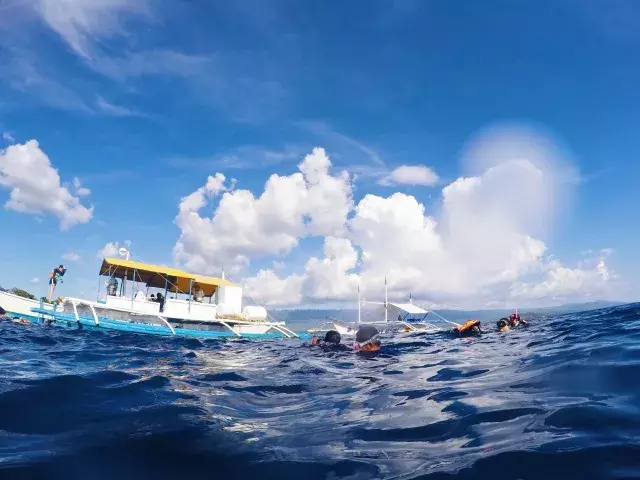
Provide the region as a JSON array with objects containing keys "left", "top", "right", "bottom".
[
  {"left": 0, "top": 291, "right": 55, "bottom": 321},
  {"left": 30, "top": 307, "right": 308, "bottom": 340}
]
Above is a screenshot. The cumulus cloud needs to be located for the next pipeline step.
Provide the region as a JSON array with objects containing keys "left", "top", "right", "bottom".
[
  {"left": 244, "top": 237, "right": 360, "bottom": 306},
  {"left": 379, "top": 165, "right": 439, "bottom": 186},
  {"left": 2, "top": 132, "right": 15, "bottom": 143},
  {"left": 0, "top": 140, "right": 94, "bottom": 229},
  {"left": 509, "top": 252, "right": 616, "bottom": 304},
  {"left": 63, "top": 251, "right": 81, "bottom": 262},
  {"left": 174, "top": 128, "right": 619, "bottom": 308},
  {"left": 97, "top": 241, "right": 129, "bottom": 259},
  {"left": 173, "top": 148, "right": 353, "bottom": 275}
]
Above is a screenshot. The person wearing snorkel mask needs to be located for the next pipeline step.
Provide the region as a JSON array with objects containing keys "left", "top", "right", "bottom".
[
  {"left": 353, "top": 325, "right": 381, "bottom": 352},
  {"left": 311, "top": 330, "right": 343, "bottom": 348}
]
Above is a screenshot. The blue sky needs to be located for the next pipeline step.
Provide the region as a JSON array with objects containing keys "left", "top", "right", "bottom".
[{"left": 0, "top": 0, "right": 637, "bottom": 308}]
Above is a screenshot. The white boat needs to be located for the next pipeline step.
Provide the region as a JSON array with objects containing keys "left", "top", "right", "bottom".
[
  {"left": 25, "top": 251, "right": 301, "bottom": 340},
  {"left": 0, "top": 289, "right": 56, "bottom": 320},
  {"left": 307, "top": 281, "right": 451, "bottom": 336}
]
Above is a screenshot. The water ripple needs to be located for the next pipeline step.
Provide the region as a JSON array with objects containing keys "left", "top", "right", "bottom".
[{"left": 0, "top": 303, "right": 639, "bottom": 479}]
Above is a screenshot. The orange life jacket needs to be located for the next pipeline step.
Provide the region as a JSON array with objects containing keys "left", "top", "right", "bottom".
[{"left": 455, "top": 319, "right": 481, "bottom": 333}]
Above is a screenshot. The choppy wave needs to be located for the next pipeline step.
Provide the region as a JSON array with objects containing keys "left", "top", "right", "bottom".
[{"left": 1, "top": 303, "right": 640, "bottom": 479}]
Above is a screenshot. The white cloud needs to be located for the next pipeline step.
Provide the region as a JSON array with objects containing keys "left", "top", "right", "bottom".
[
  {"left": 63, "top": 252, "right": 81, "bottom": 262},
  {"left": 379, "top": 165, "right": 439, "bottom": 186},
  {"left": 0, "top": 140, "right": 94, "bottom": 229},
  {"left": 246, "top": 236, "right": 361, "bottom": 306},
  {"left": 509, "top": 252, "right": 615, "bottom": 303},
  {"left": 244, "top": 269, "right": 303, "bottom": 307},
  {"left": 97, "top": 241, "right": 122, "bottom": 259},
  {"left": 72, "top": 177, "right": 91, "bottom": 197},
  {"left": 4, "top": 1, "right": 283, "bottom": 121},
  {"left": 173, "top": 148, "right": 353, "bottom": 275},
  {"left": 35, "top": 0, "right": 150, "bottom": 60},
  {"left": 95, "top": 96, "right": 141, "bottom": 117},
  {"left": 30, "top": 277, "right": 40, "bottom": 284},
  {"left": 232, "top": 130, "right": 619, "bottom": 308},
  {"left": 2, "top": 132, "right": 14, "bottom": 143}
]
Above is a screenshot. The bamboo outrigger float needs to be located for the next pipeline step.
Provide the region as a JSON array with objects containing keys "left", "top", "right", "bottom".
[{"left": 28, "top": 251, "right": 303, "bottom": 340}]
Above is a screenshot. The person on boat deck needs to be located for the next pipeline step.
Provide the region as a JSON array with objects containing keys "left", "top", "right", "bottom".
[
  {"left": 106, "top": 277, "right": 119, "bottom": 296},
  {"left": 354, "top": 325, "right": 381, "bottom": 352},
  {"left": 311, "top": 330, "right": 344, "bottom": 348},
  {"left": 134, "top": 290, "right": 146, "bottom": 301},
  {"left": 47, "top": 264, "right": 66, "bottom": 301},
  {"left": 192, "top": 284, "right": 204, "bottom": 303},
  {"left": 155, "top": 292, "right": 165, "bottom": 312},
  {"left": 453, "top": 319, "right": 482, "bottom": 337}
]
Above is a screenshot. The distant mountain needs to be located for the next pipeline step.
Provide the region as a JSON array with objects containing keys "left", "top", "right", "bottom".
[{"left": 271, "top": 300, "right": 628, "bottom": 330}]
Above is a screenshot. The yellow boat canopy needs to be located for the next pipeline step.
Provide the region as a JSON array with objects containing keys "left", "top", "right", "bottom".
[{"left": 99, "top": 258, "right": 235, "bottom": 297}]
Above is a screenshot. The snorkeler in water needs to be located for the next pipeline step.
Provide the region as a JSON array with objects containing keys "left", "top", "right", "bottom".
[
  {"left": 353, "top": 325, "right": 381, "bottom": 352},
  {"left": 497, "top": 317, "right": 511, "bottom": 332},
  {"left": 497, "top": 310, "right": 529, "bottom": 332},
  {"left": 453, "top": 319, "right": 482, "bottom": 337},
  {"left": 311, "top": 329, "right": 343, "bottom": 347}
]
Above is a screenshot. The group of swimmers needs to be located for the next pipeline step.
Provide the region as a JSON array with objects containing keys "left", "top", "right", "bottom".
[
  {"left": 0, "top": 306, "right": 29, "bottom": 324},
  {"left": 310, "top": 324, "right": 382, "bottom": 352},
  {"left": 448, "top": 310, "right": 529, "bottom": 337},
  {"left": 311, "top": 310, "right": 529, "bottom": 352}
]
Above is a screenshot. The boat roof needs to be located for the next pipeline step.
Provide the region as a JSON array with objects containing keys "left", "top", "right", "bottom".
[
  {"left": 99, "top": 258, "right": 235, "bottom": 296},
  {"left": 387, "top": 302, "right": 429, "bottom": 315}
]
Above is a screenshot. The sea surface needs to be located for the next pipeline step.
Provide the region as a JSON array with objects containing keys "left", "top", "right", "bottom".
[{"left": 1, "top": 303, "right": 640, "bottom": 479}]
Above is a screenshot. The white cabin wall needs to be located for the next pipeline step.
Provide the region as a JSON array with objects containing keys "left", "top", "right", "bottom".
[{"left": 216, "top": 286, "right": 243, "bottom": 315}]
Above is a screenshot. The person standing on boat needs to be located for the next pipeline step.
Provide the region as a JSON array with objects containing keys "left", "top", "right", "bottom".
[
  {"left": 47, "top": 264, "right": 66, "bottom": 301},
  {"left": 192, "top": 283, "right": 204, "bottom": 303}
]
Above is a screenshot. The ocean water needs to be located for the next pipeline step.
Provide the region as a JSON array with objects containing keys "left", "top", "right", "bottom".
[{"left": 1, "top": 303, "right": 640, "bottom": 480}]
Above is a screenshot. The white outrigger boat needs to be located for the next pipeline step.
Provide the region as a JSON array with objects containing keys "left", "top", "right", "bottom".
[
  {"left": 307, "top": 281, "right": 452, "bottom": 337},
  {"left": 3, "top": 252, "right": 302, "bottom": 340}
]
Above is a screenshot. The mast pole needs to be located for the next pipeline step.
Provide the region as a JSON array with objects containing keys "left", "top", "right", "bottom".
[
  {"left": 130, "top": 268, "right": 136, "bottom": 310},
  {"left": 384, "top": 276, "right": 388, "bottom": 323}
]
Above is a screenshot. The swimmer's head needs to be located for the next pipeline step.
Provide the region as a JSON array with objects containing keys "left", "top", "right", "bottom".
[
  {"left": 311, "top": 336, "right": 321, "bottom": 346},
  {"left": 497, "top": 318, "right": 510, "bottom": 332},
  {"left": 354, "top": 325, "right": 381, "bottom": 352},
  {"left": 324, "top": 330, "right": 341, "bottom": 345}
]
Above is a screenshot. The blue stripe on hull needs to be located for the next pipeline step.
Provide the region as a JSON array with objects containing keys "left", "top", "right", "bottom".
[{"left": 29, "top": 308, "right": 308, "bottom": 340}]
